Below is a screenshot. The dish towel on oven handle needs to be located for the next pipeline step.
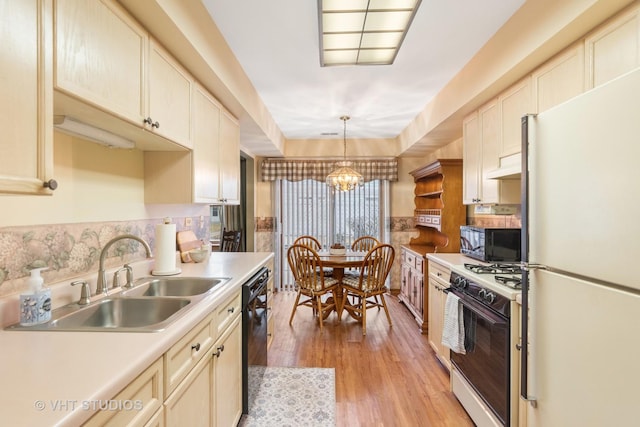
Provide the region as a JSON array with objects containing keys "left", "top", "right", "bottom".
[{"left": 442, "top": 292, "right": 466, "bottom": 354}]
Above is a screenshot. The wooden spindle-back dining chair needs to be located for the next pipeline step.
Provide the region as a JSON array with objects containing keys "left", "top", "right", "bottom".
[
  {"left": 287, "top": 244, "right": 339, "bottom": 331},
  {"left": 339, "top": 244, "right": 395, "bottom": 335},
  {"left": 351, "top": 236, "right": 380, "bottom": 252},
  {"left": 293, "top": 235, "right": 332, "bottom": 276},
  {"left": 220, "top": 228, "right": 242, "bottom": 252}
]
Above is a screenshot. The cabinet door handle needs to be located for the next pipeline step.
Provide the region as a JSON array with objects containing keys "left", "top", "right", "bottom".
[
  {"left": 214, "top": 344, "right": 225, "bottom": 358},
  {"left": 191, "top": 343, "right": 201, "bottom": 352},
  {"left": 43, "top": 179, "right": 58, "bottom": 191},
  {"left": 143, "top": 117, "right": 160, "bottom": 129},
  {"left": 228, "top": 307, "right": 235, "bottom": 314}
]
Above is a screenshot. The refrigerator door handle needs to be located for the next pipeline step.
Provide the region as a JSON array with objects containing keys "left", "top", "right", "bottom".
[
  {"left": 521, "top": 263, "right": 547, "bottom": 271},
  {"left": 520, "top": 114, "right": 538, "bottom": 407}
]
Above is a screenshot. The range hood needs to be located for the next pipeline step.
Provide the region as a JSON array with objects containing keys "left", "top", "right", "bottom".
[{"left": 487, "top": 153, "right": 521, "bottom": 179}]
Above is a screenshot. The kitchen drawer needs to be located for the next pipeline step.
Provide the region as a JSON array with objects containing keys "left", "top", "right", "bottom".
[
  {"left": 428, "top": 260, "right": 451, "bottom": 285},
  {"left": 415, "top": 256, "right": 424, "bottom": 273},
  {"left": 84, "top": 357, "right": 163, "bottom": 427},
  {"left": 216, "top": 289, "right": 241, "bottom": 337},
  {"left": 164, "top": 313, "right": 215, "bottom": 398},
  {"left": 404, "top": 251, "right": 417, "bottom": 269}
]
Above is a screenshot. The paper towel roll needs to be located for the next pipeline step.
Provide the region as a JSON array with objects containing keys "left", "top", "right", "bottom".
[{"left": 152, "top": 222, "right": 180, "bottom": 275}]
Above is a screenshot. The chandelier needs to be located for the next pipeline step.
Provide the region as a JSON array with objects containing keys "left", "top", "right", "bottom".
[{"left": 326, "top": 116, "right": 364, "bottom": 192}]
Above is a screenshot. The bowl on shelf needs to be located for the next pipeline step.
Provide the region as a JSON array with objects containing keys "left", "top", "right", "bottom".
[{"left": 188, "top": 248, "right": 208, "bottom": 263}]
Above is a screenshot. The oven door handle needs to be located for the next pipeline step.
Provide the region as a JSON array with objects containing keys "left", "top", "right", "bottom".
[{"left": 447, "top": 289, "right": 508, "bottom": 327}]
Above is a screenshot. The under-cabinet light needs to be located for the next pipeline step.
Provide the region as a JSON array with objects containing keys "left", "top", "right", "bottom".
[{"left": 54, "top": 116, "right": 135, "bottom": 149}]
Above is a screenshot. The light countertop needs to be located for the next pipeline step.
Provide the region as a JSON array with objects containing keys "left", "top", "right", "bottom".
[
  {"left": 425, "top": 253, "right": 472, "bottom": 269},
  {"left": 0, "top": 252, "right": 273, "bottom": 427}
]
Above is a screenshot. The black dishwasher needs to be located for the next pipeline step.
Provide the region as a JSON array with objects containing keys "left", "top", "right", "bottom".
[{"left": 242, "top": 266, "right": 269, "bottom": 414}]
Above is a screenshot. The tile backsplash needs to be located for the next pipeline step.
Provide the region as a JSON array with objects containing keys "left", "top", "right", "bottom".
[{"left": 0, "top": 217, "right": 210, "bottom": 297}]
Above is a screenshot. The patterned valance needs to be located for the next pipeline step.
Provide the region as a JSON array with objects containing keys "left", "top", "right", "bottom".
[{"left": 261, "top": 158, "right": 398, "bottom": 182}]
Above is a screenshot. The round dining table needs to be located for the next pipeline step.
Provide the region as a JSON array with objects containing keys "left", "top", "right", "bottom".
[{"left": 317, "top": 250, "right": 367, "bottom": 320}]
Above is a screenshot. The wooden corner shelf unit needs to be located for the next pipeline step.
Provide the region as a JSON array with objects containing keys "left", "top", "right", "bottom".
[{"left": 399, "top": 159, "right": 465, "bottom": 333}]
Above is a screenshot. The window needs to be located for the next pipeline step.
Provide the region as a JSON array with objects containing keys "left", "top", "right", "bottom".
[{"left": 278, "top": 179, "right": 388, "bottom": 290}]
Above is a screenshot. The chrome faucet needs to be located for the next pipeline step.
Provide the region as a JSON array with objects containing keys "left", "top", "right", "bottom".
[{"left": 96, "top": 234, "right": 152, "bottom": 296}]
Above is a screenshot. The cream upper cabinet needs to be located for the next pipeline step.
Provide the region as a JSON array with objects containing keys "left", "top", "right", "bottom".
[
  {"left": 144, "top": 84, "right": 240, "bottom": 204},
  {"left": 499, "top": 76, "right": 532, "bottom": 157},
  {"left": 218, "top": 110, "right": 241, "bottom": 205},
  {"left": 0, "top": 0, "right": 54, "bottom": 196},
  {"left": 585, "top": 3, "right": 640, "bottom": 89},
  {"left": 479, "top": 99, "right": 501, "bottom": 204},
  {"left": 532, "top": 43, "right": 585, "bottom": 113},
  {"left": 462, "top": 102, "right": 520, "bottom": 205},
  {"left": 462, "top": 112, "right": 481, "bottom": 204},
  {"left": 54, "top": 0, "right": 146, "bottom": 124},
  {"left": 192, "top": 83, "right": 222, "bottom": 203},
  {"left": 54, "top": 0, "right": 192, "bottom": 149},
  {"left": 147, "top": 38, "right": 193, "bottom": 148}
]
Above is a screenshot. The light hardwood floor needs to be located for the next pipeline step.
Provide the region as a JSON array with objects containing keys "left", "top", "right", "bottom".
[{"left": 268, "top": 290, "right": 474, "bottom": 427}]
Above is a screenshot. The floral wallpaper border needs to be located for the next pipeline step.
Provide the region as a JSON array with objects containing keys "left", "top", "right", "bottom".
[{"left": 0, "top": 217, "right": 210, "bottom": 297}]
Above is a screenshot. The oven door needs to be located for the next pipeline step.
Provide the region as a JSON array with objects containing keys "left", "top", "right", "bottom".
[{"left": 450, "top": 292, "right": 510, "bottom": 425}]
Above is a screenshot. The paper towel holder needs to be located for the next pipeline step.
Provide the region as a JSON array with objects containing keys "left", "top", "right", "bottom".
[{"left": 152, "top": 218, "right": 182, "bottom": 276}]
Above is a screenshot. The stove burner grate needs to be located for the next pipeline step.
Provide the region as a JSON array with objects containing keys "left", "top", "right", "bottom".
[
  {"left": 464, "top": 263, "right": 523, "bottom": 275},
  {"left": 495, "top": 275, "right": 522, "bottom": 289}
]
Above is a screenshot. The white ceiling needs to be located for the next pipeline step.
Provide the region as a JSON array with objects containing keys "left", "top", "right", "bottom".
[{"left": 201, "top": 0, "right": 525, "bottom": 154}]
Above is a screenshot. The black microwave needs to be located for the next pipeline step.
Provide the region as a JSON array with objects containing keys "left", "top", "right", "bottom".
[{"left": 460, "top": 226, "right": 521, "bottom": 262}]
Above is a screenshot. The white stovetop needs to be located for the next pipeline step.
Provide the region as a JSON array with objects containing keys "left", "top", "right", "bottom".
[
  {"left": 449, "top": 263, "right": 521, "bottom": 300},
  {"left": 0, "top": 252, "right": 273, "bottom": 427}
]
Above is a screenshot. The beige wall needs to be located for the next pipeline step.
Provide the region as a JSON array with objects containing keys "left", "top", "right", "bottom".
[
  {"left": 0, "top": 131, "right": 209, "bottom": 228},
  {"left": 284, "top": 138, "right": 399, "bottom": 158}
]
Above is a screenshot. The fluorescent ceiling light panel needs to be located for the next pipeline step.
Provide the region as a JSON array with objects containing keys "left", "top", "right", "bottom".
[
  {"left": 318, "top": 0, "right": 421, "bottom": 66},
  {"left": 54, "top": 116, "right": 135, "bottom": 149}
]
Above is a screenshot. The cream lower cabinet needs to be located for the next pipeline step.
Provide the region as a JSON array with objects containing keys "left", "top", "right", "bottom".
[
  {"left": 84, "top": 289, "right": 242, "bottom": 427},
  {"left": 84, "top": 357, "right": 164, "bottom": 427},
  {"left": 427, "top": 260, "right": 451, "bottom": 370},
  {"left": 164, "top": 290, "right": 242, "bottom": 427},
  {"left": 165, "top": 346, "right": 213, "bottom": 427},
  {"left": 0, "top": 0, "right": 54, "bottom": 196},
  {"left": 213, "top": 316, "right": 242, "bottom": 427},
  {"left": 164, "top": 315, "right": 241, "bottom": 427},
  {"left": 266, "top": 258, "right": 275, "bottom": 349},
  {"left": 399, "top": 247, "right": 426, "bottom": 332}
]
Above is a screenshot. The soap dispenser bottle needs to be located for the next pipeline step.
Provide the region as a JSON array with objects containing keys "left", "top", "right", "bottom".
[{"left": 19, "top": 267, "right": 51, "bottom": 326}]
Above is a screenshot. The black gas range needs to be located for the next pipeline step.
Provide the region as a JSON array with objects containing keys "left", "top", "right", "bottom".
[{"left": 447, "top": 260, "right": 522, "bottom": 426}]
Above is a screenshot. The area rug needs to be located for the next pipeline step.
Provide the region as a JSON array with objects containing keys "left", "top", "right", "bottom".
[{"left": 239, "top": 366, "right": 336, "bottom": 427}]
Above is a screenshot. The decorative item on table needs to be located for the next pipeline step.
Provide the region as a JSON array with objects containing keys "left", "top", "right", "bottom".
[{"left": 329, "top": 243, "right": 346, "bottom": 255}]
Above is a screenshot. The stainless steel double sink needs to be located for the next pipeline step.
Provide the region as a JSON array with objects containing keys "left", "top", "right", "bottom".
[{"left": 6, "top": 277, "right": 230, "bottom": 332}]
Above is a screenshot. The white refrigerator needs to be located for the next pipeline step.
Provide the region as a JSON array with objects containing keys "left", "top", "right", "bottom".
[{"left": 521, "top": 67, "right": 640, "bottom": 426}]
